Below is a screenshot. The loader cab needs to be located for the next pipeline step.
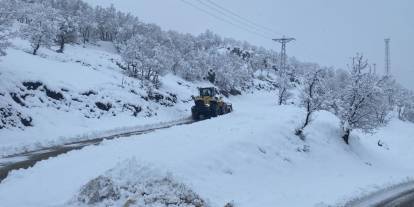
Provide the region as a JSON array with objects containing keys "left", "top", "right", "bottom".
[{"left": 199, "top": 87, "right": 219, "bottom": 97}]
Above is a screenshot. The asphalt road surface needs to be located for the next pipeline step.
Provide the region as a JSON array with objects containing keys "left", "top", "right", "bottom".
[
  {"left": 345, "top": 181, "right": 414, "bottom": 207},
  {"left": 0, "top": 119, "right": 194, "bottom": 183},
  {"left": 375, "top": 189, "right": 414, "bottom": 207}
]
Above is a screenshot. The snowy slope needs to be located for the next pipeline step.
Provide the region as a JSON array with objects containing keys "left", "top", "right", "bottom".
[
  {"left": 0, "top": 92, "right": 413, "bottom": 207},
  {"left": 0, "top": 38, "right": 205, "bottom": 157}
]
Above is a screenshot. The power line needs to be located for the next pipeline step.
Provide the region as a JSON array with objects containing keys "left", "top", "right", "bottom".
[
  {"left": 180, "top": 0, "right": 271, "bottom": 39},
  {"left": 203, "top": 0, "right": 280, "bottom": 36},
  {"left": 194, "top": 0, "right": 277, "bottom": 37},
  {"left": 179, "top": 0, "right": 272, "bottom": 40}
]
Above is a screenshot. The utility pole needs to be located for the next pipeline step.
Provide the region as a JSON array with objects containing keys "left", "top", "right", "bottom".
[
  {"left": 272, "top": 36, "right": 295, "bottom": 72},
  {"left": 384, "top": 38, "right": 391, "bottom": 76}
]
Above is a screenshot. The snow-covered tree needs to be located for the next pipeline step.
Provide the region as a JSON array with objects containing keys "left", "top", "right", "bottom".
[
  {"left": 296, "top": 69, "right": 328, "bottom": 138},
  {"left": 395, "top": 87, "right": 414, "bottom": 122},
  {"left": 374, "top": 75, "right": 397, "bottom": 123},
  {"left": 0, "top": 0, "right": 14, "bottom": 57},
  {"left": 20, "top": 3, "right": 58, "bottom": 55},
  {"left": 179, "top": 49, "right": 206, "bottom": 81},
  {"left": 115, "top": 15, "right": 142, "bottom": 46},
  {"left": 165, "top": 31, "right": 195, "bottom": 76},
  {"left": 404, "top": 96, "right": 414, "bottom": 122},
  {"left": 330, "top": 54, "right": 391, "bottom": 144},
  {"left": 94, "top": 5, "right": 120, "bottom": 41},
  {"left": 214, "top": 52, "right": 251, "bottom": 91},
  {"left": 277, "top": 69, "right": 293, "bottom": 105},
  {"left": 77, "top": 4, "right": 97, "bottom": 44},
  {"left": 121, "top": 35, "right": 170, "bottom": 85},
  {"left": 55, "top": 14, "right": 78, "bottom": 53},
  {"left": 196, "top": 30, "right": 222, "bottom": 50}
]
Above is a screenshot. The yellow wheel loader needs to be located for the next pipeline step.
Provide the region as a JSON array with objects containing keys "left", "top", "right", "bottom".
[{"left": 191, "top": 87, "right": 233, "bottom": 120}]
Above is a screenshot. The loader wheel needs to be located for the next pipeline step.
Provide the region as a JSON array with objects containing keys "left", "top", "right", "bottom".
[
  {"left": 219, "top": 105, "right": 225, "bottom": 115},
  {"left": 227, "top": 105, "right": 233, "bottom": 113},
  {"left": 192, "top": 112, "right": 199, "bottom": 121},
  {"left": 210, "top": 102, "right": 218, "bottom": 117},
  {"left": 191, "top": 107, "right": 199, "bottom": 120}
]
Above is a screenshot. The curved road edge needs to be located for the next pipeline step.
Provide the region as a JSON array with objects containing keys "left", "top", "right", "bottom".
[
  {"left": 344, "top": 180, "right": 414, "bottom": 207},
  {"left": 0, "top": 117, "right": 195, "bottom": 183}
]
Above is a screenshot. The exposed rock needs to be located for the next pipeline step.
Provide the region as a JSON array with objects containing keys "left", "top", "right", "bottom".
[
  {"left": 123, "top": 104, "right": 142, "bottom": 117},
  {"left": 95, "top": 102, "right": 112, "bottom": 111},
  {"left": 20, "top": 116, "right": 32, "bottom": 127},
  {"left": 10, "top": 93, "right": 25, "bottom": 106},
  {"left": 81, "top": 90, "right": 97, "bottom": 96},
  {"left": 44, "top": 86, "right": 64, "bottom": 100},
  {"left": 22, "top": 81, "right": 43, "bottom": 90},
  {"left": 0, "top": 106, "right": 32, "bottom": 129}
]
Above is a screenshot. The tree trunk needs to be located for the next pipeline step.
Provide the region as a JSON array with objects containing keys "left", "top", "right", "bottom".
[
  {"left": 172, "top": 61, "right": 178, "bottom": 75},
  {"left": 303, "top": 103, "right": 312, "bottom": 129},
  {"left": 295, "top": 110, "right": 311, "bottom": 140},
  {"left": 32, "top": 42, "right": 40, "bottom": 56},
  {"left": 342, "top": 128, "right": 351, "bottom": 144},
  {"left": 56, "top": 36, "right": 65, "bottom": 53},
  {"left": 83, "top": 29, "right": 90, "bottom": 44},
  {"left": 278, "top": 88, "right": 286, "bottom": 105}
]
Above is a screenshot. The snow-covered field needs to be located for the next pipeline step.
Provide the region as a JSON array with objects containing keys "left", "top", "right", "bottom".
[
  {"left": 0, "top": 38, "right": 204, "bottom": 157},
  {"left": 1, "top": 91, "right": 413, "bottom": 207}
]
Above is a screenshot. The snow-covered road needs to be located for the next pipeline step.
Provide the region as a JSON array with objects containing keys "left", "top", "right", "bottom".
[
  {"left": 379, "top": 191, "right": 414, "bottom": 207},
  {"left": 0, "top": 118, "right": 194, "bottom": 182},
  {"left": 344, "top": 181, "right": 414, "bottom": 207},
  {"left": 378, "top": 191, "right": 414, "bottom": 207}
]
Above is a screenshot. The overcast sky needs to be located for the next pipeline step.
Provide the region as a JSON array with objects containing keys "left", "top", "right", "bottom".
[{"left": 85, "top": 0, "right": 414, "bottom": 89}]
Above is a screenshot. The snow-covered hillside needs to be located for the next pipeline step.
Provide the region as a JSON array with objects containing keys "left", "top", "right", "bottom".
[
  {"left": 0, "top": 92, "right": 413, "bottom": 207},
  {"left": 0, "top": 38, "right": 205, "bottom": 157}
]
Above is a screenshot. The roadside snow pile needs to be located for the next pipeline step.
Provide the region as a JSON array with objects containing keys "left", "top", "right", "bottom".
[{"left": 71, "top": 158, "right": 209, "bottom": 207}]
